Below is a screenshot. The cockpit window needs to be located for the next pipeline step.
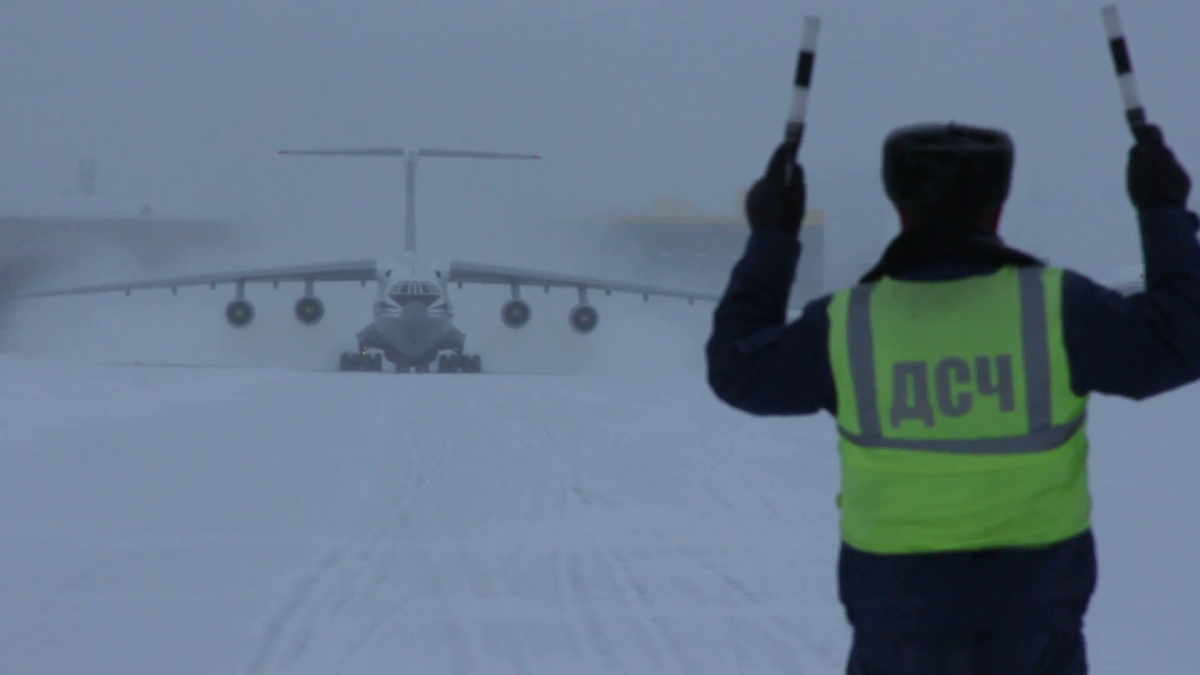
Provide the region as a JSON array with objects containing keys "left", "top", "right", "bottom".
[{"left": 388, "top": 281, "right": 442, "bottom": 306}]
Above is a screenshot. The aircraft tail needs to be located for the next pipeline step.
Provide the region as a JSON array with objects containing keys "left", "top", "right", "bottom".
[{"left": 278, "top": 147, "right": 540, "bottom": 254}]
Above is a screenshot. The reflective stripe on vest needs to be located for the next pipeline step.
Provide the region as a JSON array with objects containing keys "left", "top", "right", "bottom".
[{"left": 839, "top": 266, "right": 1085, "bottom": 454}]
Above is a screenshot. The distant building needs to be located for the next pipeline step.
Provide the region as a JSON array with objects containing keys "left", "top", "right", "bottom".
[
  {"left": 0, "top": 159, "right": 248, "bottom": 346},
  {"left": 602, "top": 193, "right": 824, "bottom": 307},
  {"left": 3, "top": 162, "right": 243, "bottom": 274}
]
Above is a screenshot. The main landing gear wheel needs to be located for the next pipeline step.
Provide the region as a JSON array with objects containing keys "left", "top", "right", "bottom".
[
  {"left": 339, "top": 351, "right": 383, "bottom": 372},
  {"left": 438, "top": 353, "right": 483, "bottom": 373}
]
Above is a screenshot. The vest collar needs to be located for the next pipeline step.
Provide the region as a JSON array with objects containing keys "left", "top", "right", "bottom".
[{"left": 859, "top": 230, "right": 1045, "bottom": 284}]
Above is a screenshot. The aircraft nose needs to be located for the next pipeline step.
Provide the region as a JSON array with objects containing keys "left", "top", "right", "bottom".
[{"left": 399, "top": 301, "right": 428, "bottom": 324}]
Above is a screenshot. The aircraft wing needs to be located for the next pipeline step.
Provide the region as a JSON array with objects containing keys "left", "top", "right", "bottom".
[
  {"left": 11, "top": 259, "right": 380, "bottom": 298},
  {"left": 446, "top": 261, "right": 723, "bottom": 304}
]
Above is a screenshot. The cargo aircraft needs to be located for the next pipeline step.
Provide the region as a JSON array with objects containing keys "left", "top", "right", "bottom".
[{"left": 12, "top": 147, "right": 721, "bottom": 373}]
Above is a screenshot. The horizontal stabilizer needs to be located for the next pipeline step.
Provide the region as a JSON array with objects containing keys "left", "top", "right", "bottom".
[
  {"left": 277, "top": 145, "right": 541, "bottom": 254},
  {"left": 279, "top": 148, "right": 406, "bottom": 156},
  {"left": 417, "top": 149, "right": 540, "bottom": 160}
]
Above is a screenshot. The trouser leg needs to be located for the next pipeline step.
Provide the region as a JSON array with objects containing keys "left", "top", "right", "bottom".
[{"left": 846, "top": 630, "right": 1088, "bottom": 675}]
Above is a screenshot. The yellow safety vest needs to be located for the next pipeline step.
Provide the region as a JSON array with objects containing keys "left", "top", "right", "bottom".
[{"left": 826, "top": 266, "right": 1092, "bottom": 554}]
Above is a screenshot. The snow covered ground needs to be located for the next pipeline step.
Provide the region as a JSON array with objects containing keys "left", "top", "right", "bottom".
[{"left": 1, "top": 297, "right": 1199, "bottom": 673}]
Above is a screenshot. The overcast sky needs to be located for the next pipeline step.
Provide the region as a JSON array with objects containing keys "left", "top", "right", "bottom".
[{"left": 2, "top": 0, "right": 1197, "bottom": 282}]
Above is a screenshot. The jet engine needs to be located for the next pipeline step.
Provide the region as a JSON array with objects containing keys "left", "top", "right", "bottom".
[
  {"left": 225, "top": 299, "right": 255, "bottom": 328},
  {"left": 501, "top": 298, "right": 532, "bottom": 328},
  {"left": 294, "top": 296, "right": 325, "bottom": 325},
  {"left": 568, "top": 303, "right": 598, "bottom": 334}
]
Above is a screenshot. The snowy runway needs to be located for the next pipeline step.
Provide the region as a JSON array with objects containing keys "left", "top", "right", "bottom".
[
  {"left": 0, "top": 359, "right": 848, "bottom": 674},
  {"left": 2, "top": 355, "right": 1198, "bottom": 673}
]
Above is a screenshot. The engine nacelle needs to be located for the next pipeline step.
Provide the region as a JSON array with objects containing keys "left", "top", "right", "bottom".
[
  {"left": 225, "top": 299, "right": 255, "bottom": 328},
  {"left": 501, "top": 298, "right": 532, "bottom": 328},
  {"left": 294, "top": 295, "right": 325, "bottom": 325},
  {"left": 568, "top": 303, "right": 598, "bottom": 334}
]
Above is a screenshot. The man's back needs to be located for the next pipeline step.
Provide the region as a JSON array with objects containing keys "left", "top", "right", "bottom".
[
  {"left": 710, "top": 120, "right": 1200, "bottom": 672},
  {"left": 706, "top": 207, "right": 1200, "bottom": 639}
]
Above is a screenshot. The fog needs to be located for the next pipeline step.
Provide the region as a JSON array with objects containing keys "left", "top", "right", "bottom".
[{"left": 3, "top": 0, "right": 1198, "bottom": 370}]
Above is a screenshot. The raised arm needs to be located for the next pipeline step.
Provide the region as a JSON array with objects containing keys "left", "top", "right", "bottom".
[
  {"left": 705, "top": 142, "right": 836, "bottom": 416},
  {"left": 1062, "top": 125, "right": 1200, "bottom": 399}
]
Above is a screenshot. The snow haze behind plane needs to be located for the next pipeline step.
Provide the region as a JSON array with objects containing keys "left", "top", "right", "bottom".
[{"left": 11, "top": 146, "right": 721, "bottom": 373}]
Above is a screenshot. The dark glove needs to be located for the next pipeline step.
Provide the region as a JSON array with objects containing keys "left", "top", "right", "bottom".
[
  {"left": 745, "top": 141, "right": 806, "bottom": 236},
  {"left": 1127, "top": 124, "right": 1191, "bottom": 210}
]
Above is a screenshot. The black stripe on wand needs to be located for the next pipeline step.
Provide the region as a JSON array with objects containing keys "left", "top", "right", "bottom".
[
  {"left": 1108, "top": 38, "right": 1133, "bottom": 74},
  {"left": 794, "top": 51, "right": 815, "bottom": 88}
]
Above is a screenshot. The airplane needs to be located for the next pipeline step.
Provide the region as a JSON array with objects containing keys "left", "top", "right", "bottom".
[{"left": 10, "top": 147, "right": 723, "bottom": 373}]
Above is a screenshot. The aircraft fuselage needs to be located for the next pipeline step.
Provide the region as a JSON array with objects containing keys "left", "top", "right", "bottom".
[{"left": 355, "top": 253, "right": 465, "bottom": 367}]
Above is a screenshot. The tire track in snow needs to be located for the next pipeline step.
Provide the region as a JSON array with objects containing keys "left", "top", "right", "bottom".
[
  {"left": 458, "top": 385, "right": 642, "bottom": 675},
  {"left": 538, "top": 398, "right": 640, "bottom": 675},
  {"left": 331, "top": 522, "right": 477, "bottom": 675},
  {"left": 328, "top": 526, "right": 436, "bottom": 675},
  {"left": 564, "top": 546, "right": 623, "bottom": 672},
  {"left": 624, "top": 415, "right": 836, "bottom": 673},
  {"left": 244, "top": 387, "right": 450, "bottom": 675},
  {"left": 313, "top": 420, "right": 462, "bottom": 672},
  {"left": 245, "top": 470, "right": 411, "bottom": 674},
  {"left": 547, "top": 487, "right": 599, "bottom": 673},
  {"left": 613, "top": 547, "right": 710, "bottom": 674},
  {"left": 533, "top": 384, "right": 742, "bottom": 674},
  {"left": 701, "top": 444, "right": 844, "bottom": 671},
  {"left": 334, "top": 389, "right": 552, "bottom": 674},
  {"left": 424, "top": 489, "right": 491, "bottom": 674},
  {"left": 475, "top": 394, "right": 603, "bottom": 674},
  {"left": 458, "top": 534, "right": 534, "bottom": 675},
  {"left": 247, "top": 376, "right": 834, "bottom": 672},
  {"left": 537, "top": 415, "right": 688, "bottom": 675}
]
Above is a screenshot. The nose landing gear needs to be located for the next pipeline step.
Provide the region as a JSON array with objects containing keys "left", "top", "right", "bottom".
[{"left": 339, "top": 349, "right": 383, "bottom": 372}]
